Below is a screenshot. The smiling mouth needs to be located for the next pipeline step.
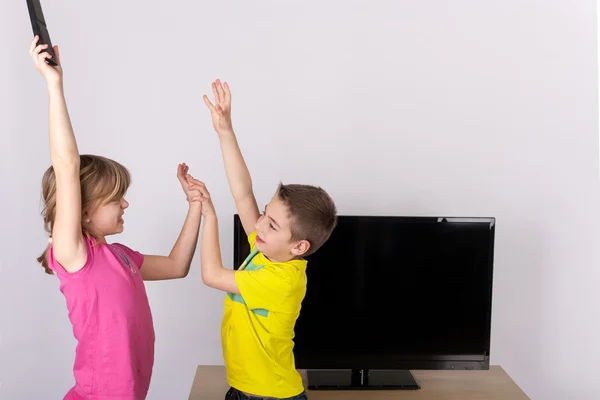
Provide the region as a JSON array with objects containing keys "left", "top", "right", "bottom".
[
  {"left": 256, "top": 235, "right": 265, "bottom": 244},
  {"left": 118, "top": 216, "right": 124, "bottom": 224}
]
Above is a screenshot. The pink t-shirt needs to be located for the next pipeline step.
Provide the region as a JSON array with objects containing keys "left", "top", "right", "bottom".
[{"left": 49, "top": 235, "right": 155, "bottom": 400}]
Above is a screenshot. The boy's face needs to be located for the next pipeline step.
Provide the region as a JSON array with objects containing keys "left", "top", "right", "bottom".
[{"left": 254, "top": 195, "right": 310, "bottom": 262}]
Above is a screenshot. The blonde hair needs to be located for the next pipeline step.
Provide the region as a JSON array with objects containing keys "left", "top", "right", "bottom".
[{"left": 37, "top": 155, "right": 131, "bottom": 274}]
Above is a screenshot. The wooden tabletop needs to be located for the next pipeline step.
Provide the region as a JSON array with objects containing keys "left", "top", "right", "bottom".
[{"left": 189, "top": 365, "right": 529, "bottom": 400}]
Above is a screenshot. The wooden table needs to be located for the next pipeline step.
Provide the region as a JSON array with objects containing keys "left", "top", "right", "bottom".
[{"left": 189, "top": 365, "right": 529, "bottom": 399}]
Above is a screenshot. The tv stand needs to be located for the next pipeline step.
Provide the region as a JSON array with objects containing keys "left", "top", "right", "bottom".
[
  {"left": 306, "top": 369, "right": 420, "bottom": 390},
  {"left": 189, "top": 365, "right": 531, "bottom": 399}
]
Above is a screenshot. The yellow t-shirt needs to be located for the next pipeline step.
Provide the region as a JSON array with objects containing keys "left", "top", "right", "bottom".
[{"left": 221, "top": 231, "right": 307, "bottom": 397}]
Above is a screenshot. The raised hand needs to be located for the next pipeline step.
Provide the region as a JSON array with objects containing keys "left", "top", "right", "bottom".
[
  {"left": 203, "top": 79, "right": 233, "bottom": 136},
  {"left": 177, "top": 163, "right": 202, "bottom": 204},
  {"left": 29, "top": 35, "right": 62, "bottom": 84},
  {"left": 186, "top": 177, "right": 215, "bottom": 216}
]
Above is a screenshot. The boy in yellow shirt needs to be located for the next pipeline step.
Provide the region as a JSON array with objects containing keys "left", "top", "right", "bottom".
[{"left": 196, "top": 79, "right": 337, "bottom": 399}]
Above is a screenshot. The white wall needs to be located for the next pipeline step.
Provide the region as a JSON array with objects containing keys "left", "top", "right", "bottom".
[{"left": 1, "top": 1, "right": 599, "bottom": 399}]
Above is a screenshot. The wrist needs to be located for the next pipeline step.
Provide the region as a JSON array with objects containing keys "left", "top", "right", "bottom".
[
  {"left": 203, "top": 210, "right": 217, "bottom": 220},
  {"left": 46, "top": 80, "right": 64, "bottom": 94},
  {"left": 218, "top": 128, "right": 235, "bottom": 137},
  {"left": 188, "top": 201, "right": 203, "bottom": 212}
]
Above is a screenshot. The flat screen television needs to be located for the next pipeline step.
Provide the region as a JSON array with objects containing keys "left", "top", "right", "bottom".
[{"left": 233, "top": 215, "right": 495, "bottom": 390}]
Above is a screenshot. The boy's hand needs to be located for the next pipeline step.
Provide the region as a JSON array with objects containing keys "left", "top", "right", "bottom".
[
  {"left": 177, "top": 163, "right": 202, "bottom": 205},
  {"left": 187, "top": 177, "right": 216, "bottom": 217},
  {"left": 30, "top": 36, "right": 62, "bottom": 85},
  {"left": 203, "top": 79, "right": 233, "bottom": 136}
]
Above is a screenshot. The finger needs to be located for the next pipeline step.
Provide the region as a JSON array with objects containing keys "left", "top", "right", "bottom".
[
  {"left": 187, "top": 178, "right": 205, "bottom": 187},
  {"left": 188, "top": 190, "right": 205, "bottom": 199},
  {"left": 190, "top": 196, "right": 203, "bottom": 202},
  {"left": 224, "top": 82, "right": 231, "bottom": 105},
  {"left": 39, "top": 52, "right": 52, "bottom": 65},
  {"left": 33, "top": 44, "right": 49, "bottom": 56},
  {"left": 53, "top": 45, "right": 61, "bottom": 65},
  {"left": 190, "top": 185, "right": 209, "bottom": 198},
  {"left": 212, "top": 82, "right": 221, "bottom": 105},
  {"left": 215, "top": 105, "right": 224, "bottom": 115},
  {"left": 188, "top": 185, "right": 206, "bottom": 193},
  {"left": 199, "top": 187, "right": 210, "bottom": 198},
  {"left": 30, "top": 36, "right": 40, "bottom": 54},
  {"left": 186, "top": 178, "right": 198, "bottom": 187},
  {"left": 203, "top": 95, "right": 215, "bottom": 111},
  {"left": 215, "top": 79, "right": 225, "bottom": 105}
]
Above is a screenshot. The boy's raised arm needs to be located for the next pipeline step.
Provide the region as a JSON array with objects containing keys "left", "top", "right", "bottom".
[{"left": 204, "top": 80, "right": 260, "bottom": 235}]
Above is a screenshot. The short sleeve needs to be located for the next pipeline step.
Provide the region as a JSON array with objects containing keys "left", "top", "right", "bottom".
[
  {"left": 235, "top": 264, "right": 292, "bottom": 312},
  {"left": 48, "top": 234, "right": 95, "bottom": 278},
  {"left": 111, "top": 243, "right": 144, "bottom": 270}
]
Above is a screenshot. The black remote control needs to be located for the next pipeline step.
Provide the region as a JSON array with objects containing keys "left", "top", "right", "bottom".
[{"left": 26, "top": 0, "right": 57, "bottom": 66}]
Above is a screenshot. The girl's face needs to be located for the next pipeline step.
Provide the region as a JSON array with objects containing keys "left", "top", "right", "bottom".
[{"left": 86, "top": 197, "right": 129, "bottom": 240}]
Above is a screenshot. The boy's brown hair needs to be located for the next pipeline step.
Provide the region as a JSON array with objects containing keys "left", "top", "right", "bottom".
[{"left": 276, "top": 183, "right": 337, "bottom": 257}]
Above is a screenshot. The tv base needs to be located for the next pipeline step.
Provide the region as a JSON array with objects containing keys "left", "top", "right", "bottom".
[{"left": 306, "top": 369, "right": 420, "bottom": 390}]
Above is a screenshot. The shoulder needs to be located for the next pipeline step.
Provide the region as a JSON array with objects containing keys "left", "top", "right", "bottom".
[
  {"left": 109, "top": 242, "right": 132, "bottom": 252},
  {"left": 48, "top": 234, "right": 97, "bottom": 277},
  {"left": 108, "top": 242, "right": 144, "bottom": 269},
  {"left": 265, "top": 259, "right": 307, "bottom": 286},
  {"left": 268, "top": 258, "right": 307, "bottom": 272}
]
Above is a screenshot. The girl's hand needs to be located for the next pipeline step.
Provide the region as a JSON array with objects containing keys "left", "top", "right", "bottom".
[
  {"left": 177, "top": 163, "right": 202, "bottom": 204},
  {"left": 29, "top": 36, "right": 62, "bottom": 85},
  {"left": 186, "top": 177, "right": 215, "bottom": 216}
]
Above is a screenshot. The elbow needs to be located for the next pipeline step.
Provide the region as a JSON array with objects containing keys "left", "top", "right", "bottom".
[
  {"left": 177, "top": 269, "right": 189, "bottom": 279},
  {"left": 201, "top": 268, "right": 216, "bottom": 288},
  {"left": 175, "top": 262, "right": 191, "bottom": 279},
  {"left": 232, "top": 186, "right": 254, "bottom": 202},
  {"left": 201, "top": 268, "right": 211, "bottom": 285}
]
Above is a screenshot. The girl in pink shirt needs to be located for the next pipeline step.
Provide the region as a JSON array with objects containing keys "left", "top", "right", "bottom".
[{"left": 30, "top": 37, "right": 205, "bottom": 400}]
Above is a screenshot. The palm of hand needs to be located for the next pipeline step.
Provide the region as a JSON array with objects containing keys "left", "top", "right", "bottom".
[
  {"left": 41, "top": 63, "right": 62, "bottom": 82},
  {"left": 204, "top": 79, "right": 233, "bottom": 134},
  {"left": 212, "top": 107, "right": 231, "bottom": 133}
]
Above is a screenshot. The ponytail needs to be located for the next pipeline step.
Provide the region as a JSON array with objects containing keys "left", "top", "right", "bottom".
[{"left": 37, "top": 242, "right": 54, "bottom": 275}]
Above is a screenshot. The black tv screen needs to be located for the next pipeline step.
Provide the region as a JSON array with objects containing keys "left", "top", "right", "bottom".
[{"left": 233, "top": 215, "right": 495, "bottom": 374}]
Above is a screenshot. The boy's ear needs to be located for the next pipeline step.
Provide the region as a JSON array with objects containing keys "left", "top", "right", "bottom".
[{"left": 291, "top": 240, "right": 310, "bottom": 257}]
